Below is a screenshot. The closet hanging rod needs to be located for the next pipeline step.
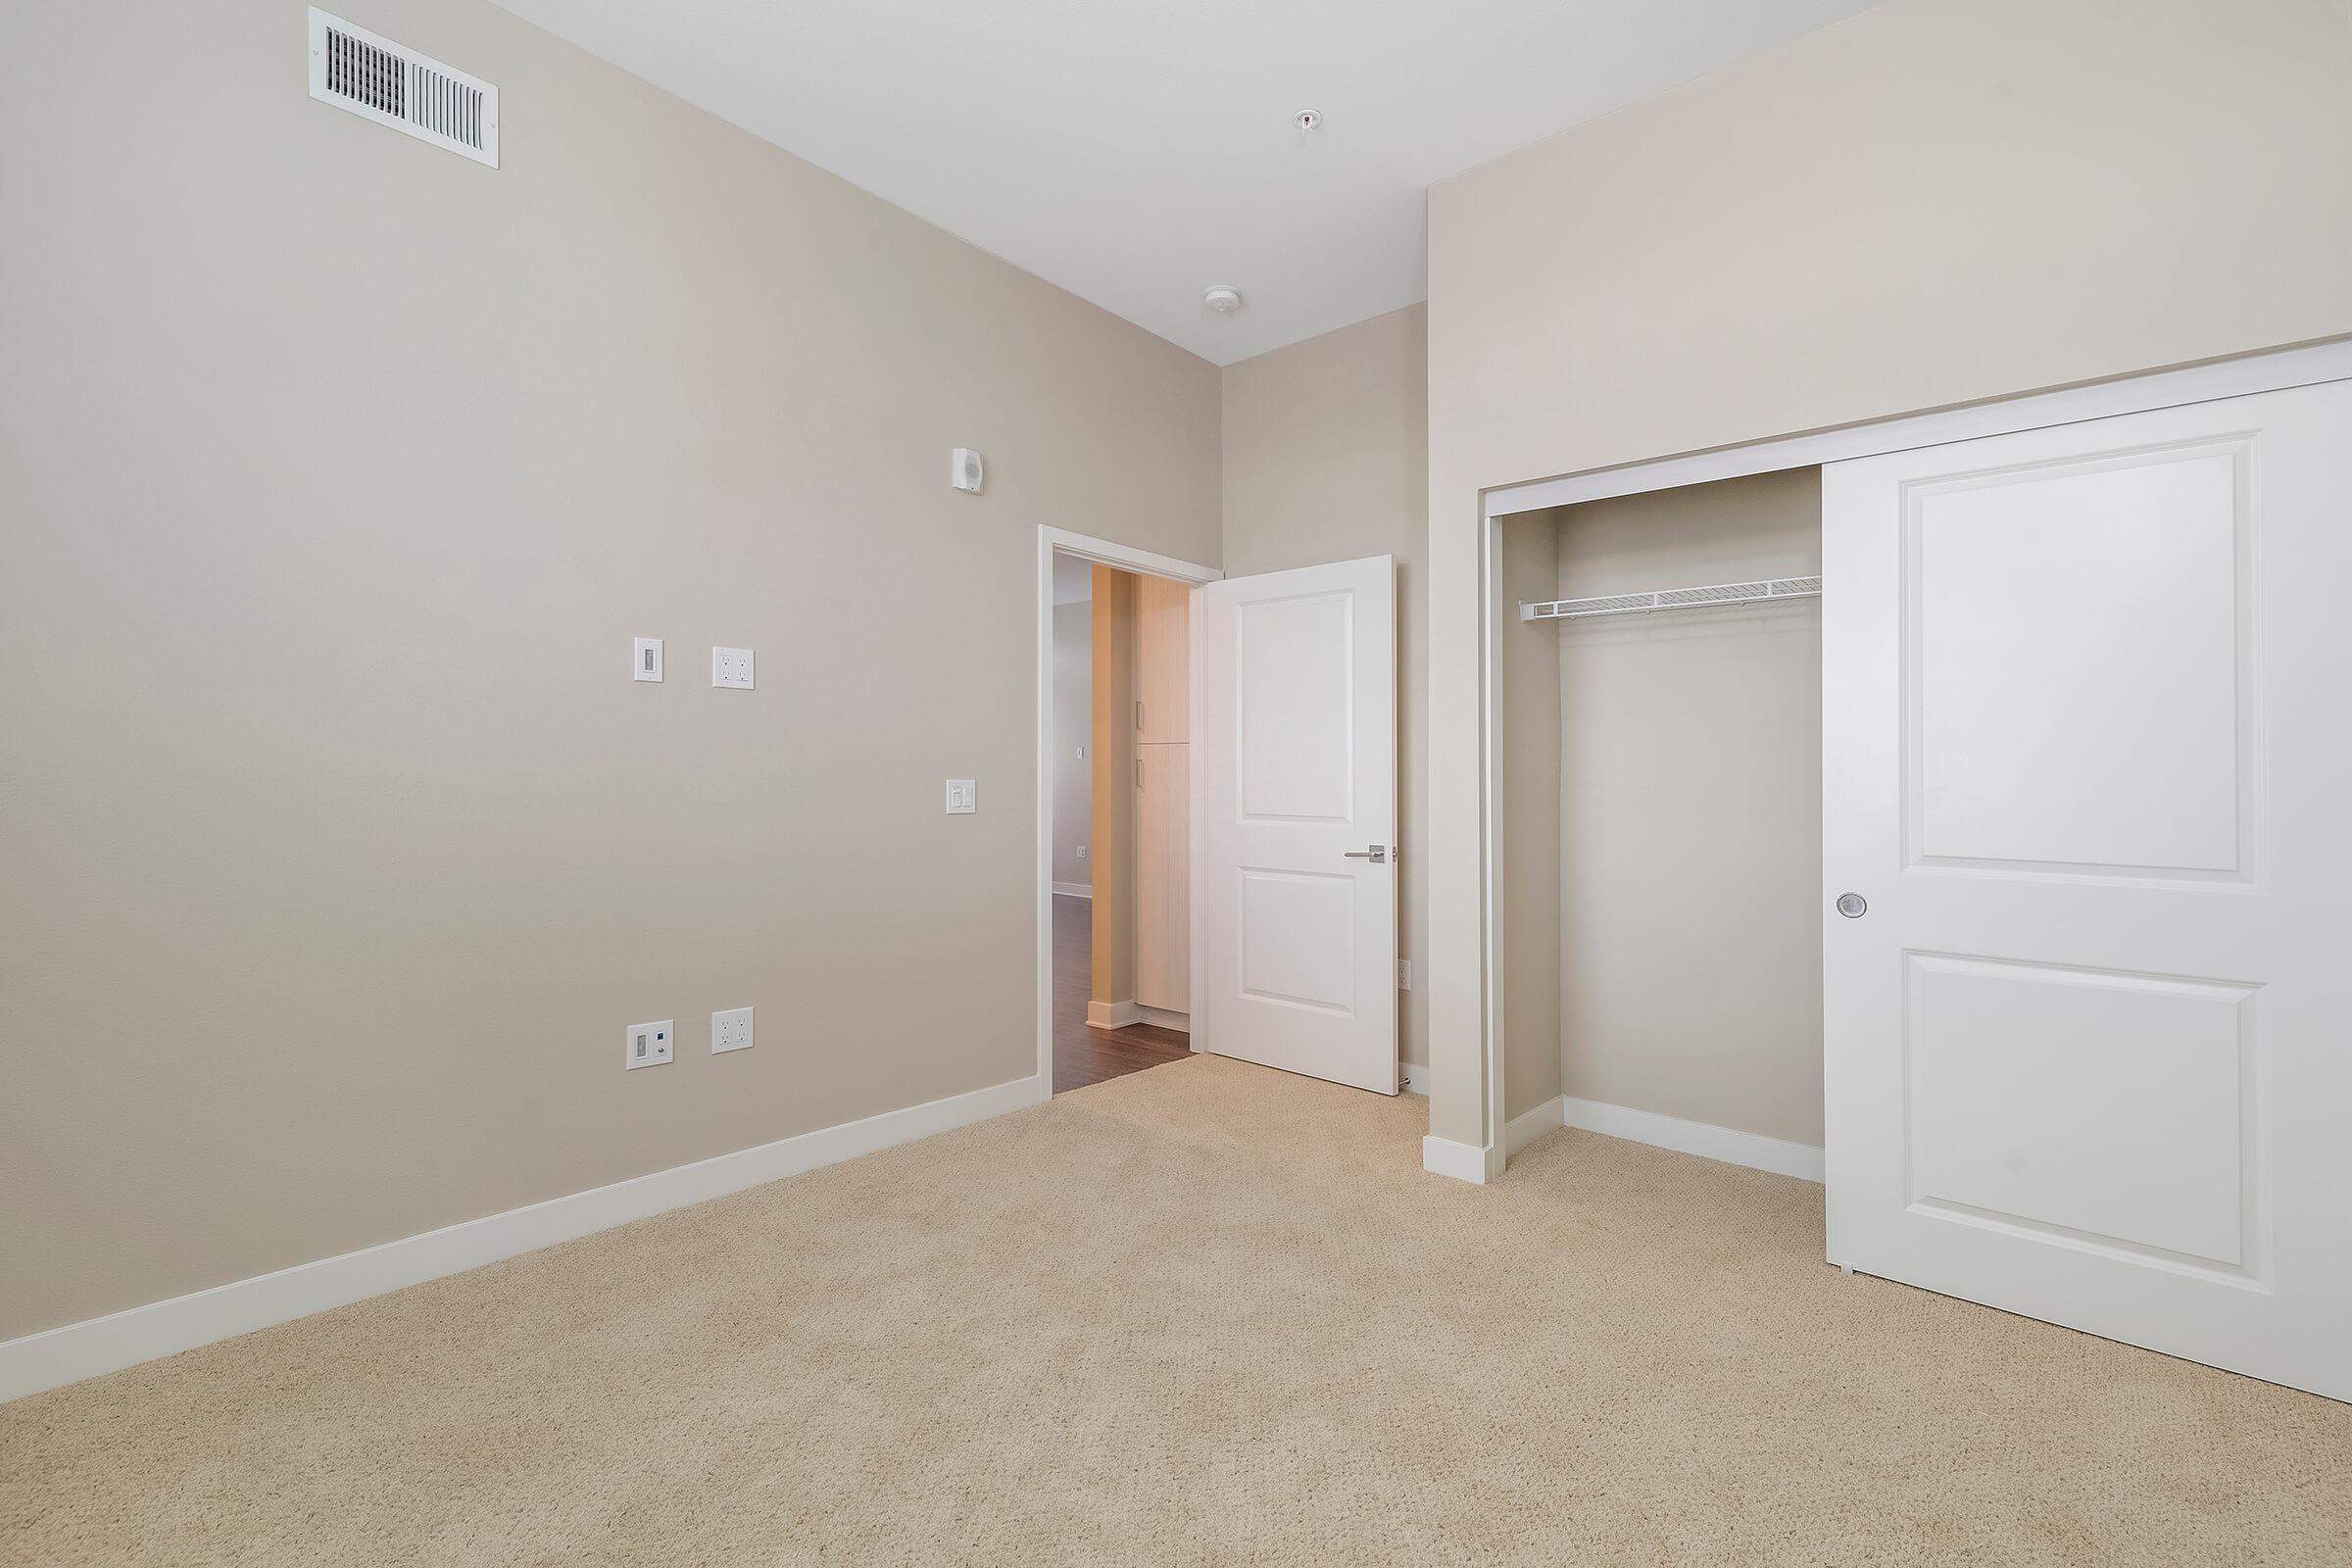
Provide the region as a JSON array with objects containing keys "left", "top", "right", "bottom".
[{"left": 1520, "top": 575, "right": 1822, "bottom": 622}]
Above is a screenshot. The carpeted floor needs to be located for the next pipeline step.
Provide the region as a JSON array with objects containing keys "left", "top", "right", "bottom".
[{"left": 4, "top": 1054, "right": 2348, "bottom": 1566}]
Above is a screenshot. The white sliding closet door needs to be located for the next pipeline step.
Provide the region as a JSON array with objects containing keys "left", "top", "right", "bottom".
[{"left": 1824, "top": 379, "right": 2352, "bottom": 1401}]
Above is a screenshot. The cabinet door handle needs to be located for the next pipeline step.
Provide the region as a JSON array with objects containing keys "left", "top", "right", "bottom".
[
  {"left": 1136, "top": 758, "right": 1144, "bottom": 790},
  {"left": 1136, "top": 700, "right": 1145, "bottom": 732}
]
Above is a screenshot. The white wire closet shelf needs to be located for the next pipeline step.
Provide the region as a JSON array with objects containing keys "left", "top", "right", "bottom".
[{"left": 1520, "top": 575, "right": 1822, "bottom": 622}]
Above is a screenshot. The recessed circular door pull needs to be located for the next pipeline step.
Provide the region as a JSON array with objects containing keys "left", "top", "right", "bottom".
[{"left": 1837, "top": 892, "right": 1867, "bottom": 918}]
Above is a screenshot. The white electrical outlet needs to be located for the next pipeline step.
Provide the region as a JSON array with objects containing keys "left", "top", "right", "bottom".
[
  {"left": 1075, "top": 844, "right": 1087, "bottom": 859},
  {"left": 624, "top": 1019, "right": 673, "bottom": 1069},
  {"left": 945, "top": 778, "right": 977, "bottom": 814},
  {"left": 633, "top": 637, "right": 663, "bottom": 682},
  {"left": 1396, "top": 958, "right": 1412, "bottom": 990},
  {"left": 711, "top": 1006, "right": 754, "bottom": 1054},
  {"left": 711, "top": 647, "right": 755, "bottom": 689}
]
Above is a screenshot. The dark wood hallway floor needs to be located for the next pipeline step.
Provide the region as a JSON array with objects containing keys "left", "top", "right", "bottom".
[{"left": 1053, "top": 892, "right": 1191, "bottom": 1093}]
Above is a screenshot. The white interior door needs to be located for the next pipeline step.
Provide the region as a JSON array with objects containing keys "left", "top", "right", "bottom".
[
  {"left": 1824, "top": 379, "right": 2352, "bottom": 1401},
  {"left": 1200, "top": 556, "right": 1396, "bottom": 1093}
]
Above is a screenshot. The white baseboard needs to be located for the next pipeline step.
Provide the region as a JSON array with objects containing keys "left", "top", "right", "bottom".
[
  {"left": 1085, "top": 998, "right": 1139, "bottom": 1029},
  {"left": 1421, "top": 1134, "right": 1501, "bottom": 1185},
  {"left": 1051, "top": 882, "right": 1093, "bottom": 900},
  {"left": 1398, "top": 1059, "right": 1432, "bottom": 1096},
  {"left": 1504, "top": 1096, "right": 1566, "bottom": 1156},
  {"left": 1553, "top": 1096, "right": 1825, "bottom": 1183},
  {"left": 1136, "top": 1004, "right": 1189, "bottom": 1034},
  {"left": 0, "top": 1072, "right": 1050, "bottom": 1405}
]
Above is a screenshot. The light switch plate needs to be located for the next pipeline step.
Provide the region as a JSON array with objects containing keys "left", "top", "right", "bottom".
[
  {"left": 945, "top": 778, "right": 977, "bottom": 814},
  {"left": 711, "top": 647, "right": 755, "bottom": 689},
  {"left": 624, "top": 1020, "right": 673, "bottom": 1069},
  {"left": 710, "top": 1006, "right": 754, "bottom": 1054},
  {"left": 634, "top": 637, "right": 663, "bottom": 682}
]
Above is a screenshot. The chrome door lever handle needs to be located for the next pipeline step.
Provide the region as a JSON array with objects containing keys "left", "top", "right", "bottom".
[{"left": 1344, "top": 846, "right": 1388, "bottom": 862}]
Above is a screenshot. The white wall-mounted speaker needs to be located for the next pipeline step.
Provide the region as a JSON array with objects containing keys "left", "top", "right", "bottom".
[{"left": 950, "top": 448, "right": 984, "bottom": 494}]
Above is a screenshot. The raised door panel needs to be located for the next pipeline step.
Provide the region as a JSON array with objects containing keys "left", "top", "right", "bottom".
[
  {"left": 1904, "top": 954, "right": 2255, "bottom": 1274},
  {"left": 1908, "top": 446, "right": 2246, "bottom": 876},
  {"left": 1237, "top": 591, "right": 1353, "bottom": 820}
]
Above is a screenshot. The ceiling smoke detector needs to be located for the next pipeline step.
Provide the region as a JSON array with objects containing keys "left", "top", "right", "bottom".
[{"left": 1202, "top": 285, "right": 1244, "bottom": 315}]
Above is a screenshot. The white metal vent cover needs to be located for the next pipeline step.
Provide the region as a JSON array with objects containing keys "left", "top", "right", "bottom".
[{"left": 308, "top": 9, "right": 498, "bottom": 167}]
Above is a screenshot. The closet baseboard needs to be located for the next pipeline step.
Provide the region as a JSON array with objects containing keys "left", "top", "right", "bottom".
[
  {"left": 1504, "top": 1096, "right": 1566, "bottom": 1155},
  {"left": 1085, "top": 999, "right": 1139, "bottom": 1029},
  {"left": 1137, "top": 1005, "right": 1189, "bottom": 1033},
  {"left": 1551, "top": 1096, "right": 1824, "bottom": 1183},
  {"left": 0, "top": 1072, "right": 1050, "bottom": 1405},
  {"left": 1051, "top": 882, "right": 1093, "bottom": 900}
]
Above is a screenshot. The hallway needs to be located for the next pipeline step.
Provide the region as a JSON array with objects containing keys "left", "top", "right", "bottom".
[{"left": 1052, "top": 892, "right": 1191, "bottom": 1093}]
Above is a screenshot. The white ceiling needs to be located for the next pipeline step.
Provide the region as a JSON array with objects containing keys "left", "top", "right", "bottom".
[{"left": 493, "top": 0, "right": 1881, "bottom": 365}]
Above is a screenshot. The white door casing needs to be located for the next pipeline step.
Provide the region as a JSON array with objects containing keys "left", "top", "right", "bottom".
[
  {"left": 1200, "top": 556, "right": 1398, "bottom": 1094},
  {"left": 1823, "top": 380, "right": 2352, "bottom": 1401}
]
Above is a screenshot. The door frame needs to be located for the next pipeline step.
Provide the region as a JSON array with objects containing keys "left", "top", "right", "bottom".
[
  {"left": 1035, "top": 526, "right": 1222, "bottom": 1090},
  {"left": 1453, "top": 335, "right": 2352, "bottom": 1179}
]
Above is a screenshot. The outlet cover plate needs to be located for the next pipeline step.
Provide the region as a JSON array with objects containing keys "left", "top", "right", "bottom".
[
  {"left": 711, "top": 1006, "right": 754, "bottom": 1054},
  {"left": 711, "top": 647, "right": 755, "bottom": 689},
  {"left": 625, "top": 1019, "right": 673, "bottom": 1069},
  {"left": 945, "top": 778, "right": 977, "bottom": 814},
  {"left": 634, "top": 637, "right": 663, "bottom": 682}
]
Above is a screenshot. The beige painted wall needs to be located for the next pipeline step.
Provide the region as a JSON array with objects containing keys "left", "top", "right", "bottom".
[
  {"left": 1497, "top": 514, "right": 1562, "bottom": 1122},
  {"left": 1221, "top": 305, "right": 1429, "bottom": 1070},
  {"left": 0, "top": 0, "right": 1218, "bottom": 1341},
  {"left": 1554, "top": 470, "right": 1823, "bottom": 1145},
  {"left": 1052, "top": 601, "right": 1092, "bottom": 890},
  {"left": 1423, "top": 0, "right": 2352, "bottom": 1149}
]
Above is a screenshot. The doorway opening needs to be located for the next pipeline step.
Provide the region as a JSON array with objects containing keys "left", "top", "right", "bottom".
[
  {"left": 1049, "top": 550, "right": 1192, "bottom": 1092},
  {"left": 1037, "top": 529, "right": 1220, "bottom": 1096}
]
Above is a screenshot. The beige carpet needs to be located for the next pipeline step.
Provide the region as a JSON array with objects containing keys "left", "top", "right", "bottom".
[{"left": 4, "top": 1055, "right": 2348, "bottom": 1566}]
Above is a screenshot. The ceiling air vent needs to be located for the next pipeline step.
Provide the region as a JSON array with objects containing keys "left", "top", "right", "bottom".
[{"left": 308, "top": 9, "right": 498, "bottom": 168}]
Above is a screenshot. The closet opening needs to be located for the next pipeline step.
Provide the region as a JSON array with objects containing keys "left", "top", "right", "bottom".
[
  {"left": 1048, "top": 548, "right": 1196, "bottom": 1093},
  {"left": 1493, "top": 466, "right": 1828, "bottom": 1175},
  {"left": 1469, "top": 347, "right": 2352, "bottom": 1397}
]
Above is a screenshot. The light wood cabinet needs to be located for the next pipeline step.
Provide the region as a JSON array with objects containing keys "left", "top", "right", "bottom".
[
  {"left": 1135, "top": 573, "right": 1190, "bottom": 745},
  {"left": 1136, "top": 741, "right": 1189, "bottom": 1014}
]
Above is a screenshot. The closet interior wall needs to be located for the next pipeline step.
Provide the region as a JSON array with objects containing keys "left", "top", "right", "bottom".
[
  {"left": 1498, "top": 513, "right": 1565, "bottom": 1122},
  {"left": 1545, "top": 467, "right": 1827, "bottom": 1147}
]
